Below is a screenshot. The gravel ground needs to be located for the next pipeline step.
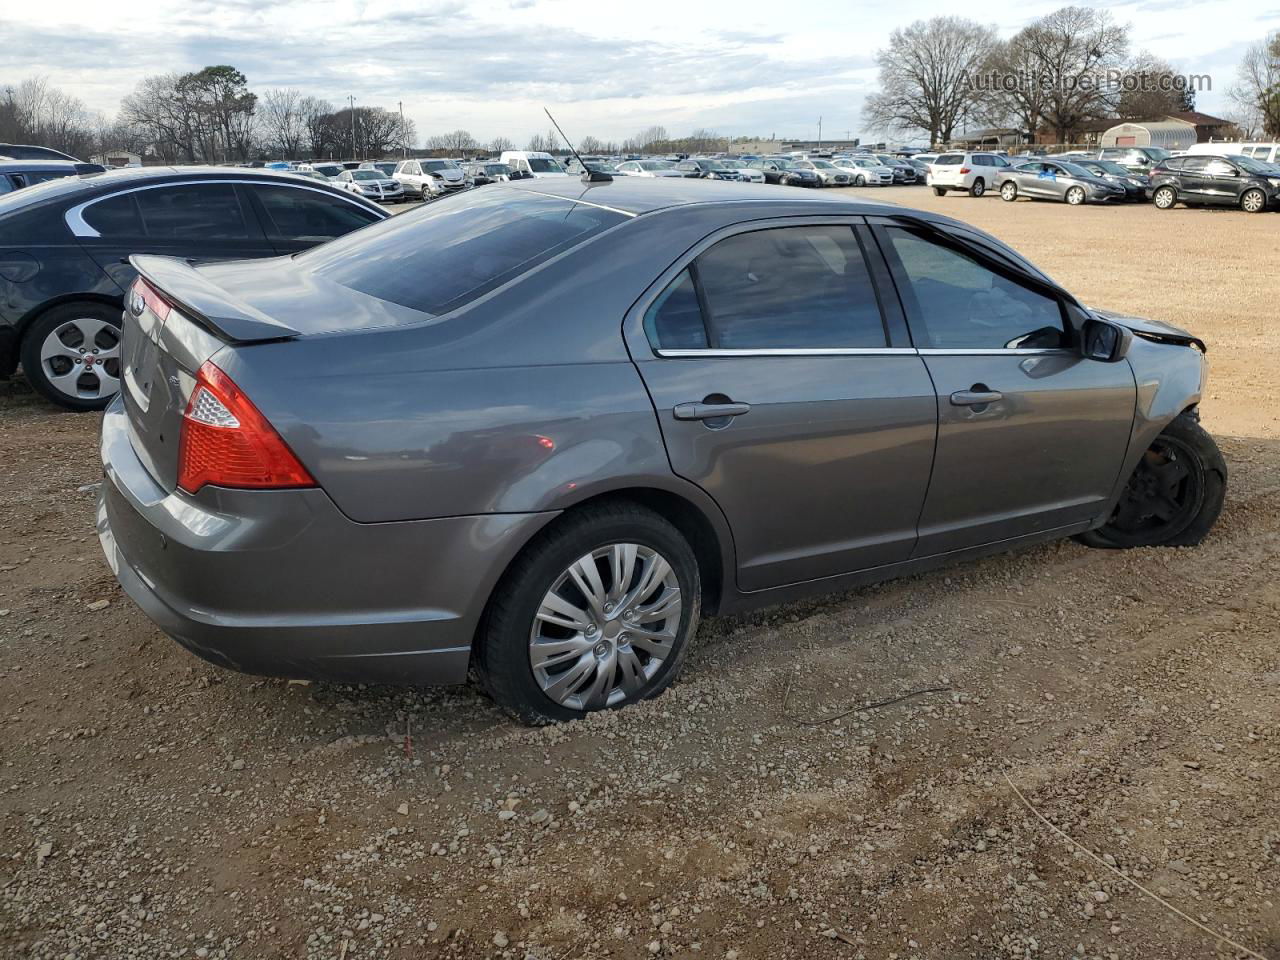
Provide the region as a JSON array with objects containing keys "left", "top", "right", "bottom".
[{"left": 1, "top": 187, "right": 1278, "bottom": 960}]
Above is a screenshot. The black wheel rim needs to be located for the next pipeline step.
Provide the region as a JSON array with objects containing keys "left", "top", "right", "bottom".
[{"left": 1106, "top": 436, "right": 1203, "bottom": 544}]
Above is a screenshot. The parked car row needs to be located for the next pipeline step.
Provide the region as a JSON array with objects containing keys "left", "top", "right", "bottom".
[{"left": 925, "top": 148, "right": 1280, "bottom": 212}]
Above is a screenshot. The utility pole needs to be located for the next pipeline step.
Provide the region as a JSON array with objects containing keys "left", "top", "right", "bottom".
[
  {"left": 817, "top": 116, "right": 822, "bottom": 151},
  {"left": 348, "top": 94, "right": 356, "bottom": 160},
  {"left": 399, "top": 101, "right": 407, "bottom": 158}
]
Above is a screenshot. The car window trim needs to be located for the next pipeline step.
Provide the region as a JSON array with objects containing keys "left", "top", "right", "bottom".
[
  {"left": 633, "top": 215, "right": 912, "bottom": 357},
  {"left": 65, "top": 179, "right": 388, "bottom": 238}
]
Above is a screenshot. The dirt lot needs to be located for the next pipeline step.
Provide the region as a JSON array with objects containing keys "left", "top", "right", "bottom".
[{"left": 1, "top": 188, "right": 1278, "bottom": 960}]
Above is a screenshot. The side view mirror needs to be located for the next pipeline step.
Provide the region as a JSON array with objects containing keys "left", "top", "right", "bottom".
[{"left": 1081, "top": 318, "right": 1132, "bottom": 363}]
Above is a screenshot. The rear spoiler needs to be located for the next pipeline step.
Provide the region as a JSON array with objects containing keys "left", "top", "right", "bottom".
[{"left": 130, "top": 255, "right": 300, "bottom": 343}]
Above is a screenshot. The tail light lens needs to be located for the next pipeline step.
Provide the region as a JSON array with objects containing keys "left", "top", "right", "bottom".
[
  {"left": 959, "top": 167, "right": 971, "bottom": 175},
  {"left": 177, "top": 362, "right": 315, "bottom": 495}
]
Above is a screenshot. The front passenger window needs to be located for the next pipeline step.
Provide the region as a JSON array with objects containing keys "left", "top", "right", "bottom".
[{"left": 883, "top": 228, "right": 1067, "bottom": 351}]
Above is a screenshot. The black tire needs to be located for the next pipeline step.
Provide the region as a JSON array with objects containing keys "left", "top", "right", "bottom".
[
  {"left": 969, "top": 178, "right": 986, "bottom": 197},
  {"left": 932, "top": 186, "right": 947, "bottom": 197},
  {"left": 1153, "top": 185, "right": 1177, "bottom": 210},
  {"left": 855, "top": 174, "right": 866, "bottom": 186},
  {"left": 1240, "top": 188, "right": 1266, "bottom": 213},
  {"left": 20, "top": 301, "right": 123, "bottom": 411},
  {"left": 474, "top": 502, "right": 702, "bottom": 725},
  {"left": 1076, "top": 414, "right": 1226, "bottom": 549},
  {"left": 1065, "top": 186, "right": 1086, "bottom": 205},
  {"left": 1000, "top": 181, "right": 1018, "bottom": 202}
]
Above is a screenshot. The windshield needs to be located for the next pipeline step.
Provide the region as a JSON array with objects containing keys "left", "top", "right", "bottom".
[
  {"left": 314, "top": 165, "right": 342, "bottom": 176},
  {"left": 1234, "top": 155, "right": 1272, "bottom": 175},
  {"left": 484, "top": 164, "right": 512, "bottom": 176},
  {"left": 720, "top": 160, "right": 745, "bottom": 169},
  {"left": 1092, "top": 160, "right": 1130, "bottom": 175},
  {"left": 300, "top": 188, "right": 625, "bottom": 318},
  {"left": 639, "top": 161, "right": 671, "bottom": 170},
  {"left": 423, "top": 160, "right": 458, "bottom": 172},
  {"left": 811, "top": 160, "right": 836, "bottom": 169},
  {"left": 1144, "top": 148, "right": 1172, "bottom": 161},
  {"left": 699, "top": 160, "right": 727, "bottom": 171},
  {"left": 527, "top": 158, "right": 564, "bottom": 173},
  {"left": 1057, "top": 161, "right": 1094, "bottom": 178},
  {"left": 352, "top": 170, "right": 382, "bottom": 180}
]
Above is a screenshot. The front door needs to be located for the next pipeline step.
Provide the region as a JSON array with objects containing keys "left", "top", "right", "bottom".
[
  {"left": 628, "top": 222, "right": 938, "bottom": 591},
  {"left": 872, "top": 222, "right": 1136, "bottom": 556}
]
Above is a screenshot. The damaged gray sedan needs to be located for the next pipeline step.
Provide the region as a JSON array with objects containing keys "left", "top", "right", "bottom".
[{"left": 98, "top": 179, "right": 1225, "bottom": 724}]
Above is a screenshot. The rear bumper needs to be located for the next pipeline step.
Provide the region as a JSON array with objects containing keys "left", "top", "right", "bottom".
[{"left": 97, "top": 399, "right": 556, "bottom": 685}]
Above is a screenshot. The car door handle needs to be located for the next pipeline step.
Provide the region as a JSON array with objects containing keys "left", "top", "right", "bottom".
[
  {"left": 950, "top": 389, "right": 1003, "bottom": 406},
  {"left": 673, "top": 401, "right": 751, "bottom": 421}
]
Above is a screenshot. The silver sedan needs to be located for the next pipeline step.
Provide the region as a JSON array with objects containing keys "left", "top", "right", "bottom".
[{"left": 997, "top": 160, "right": 1127, "bottom": 205}]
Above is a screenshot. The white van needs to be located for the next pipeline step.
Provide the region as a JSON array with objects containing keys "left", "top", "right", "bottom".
[
  {"left": 500, "top": 151, "right": 569, "bottom": 178},
  {"left": 1184, "top": 142, "right": 1280, "bottom": 164}
]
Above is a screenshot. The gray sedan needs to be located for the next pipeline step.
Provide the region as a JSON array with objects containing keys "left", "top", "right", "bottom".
[
  {"left": 98, "top": 180, "right": 1224, "bottom": 724},
  {"left": 998, "top": 159, "right": 1128, "bottom": 204}
]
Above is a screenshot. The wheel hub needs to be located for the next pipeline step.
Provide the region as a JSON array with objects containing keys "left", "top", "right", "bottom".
[{"left": 528, "top": 543, "right": 682, "bottom": 710}]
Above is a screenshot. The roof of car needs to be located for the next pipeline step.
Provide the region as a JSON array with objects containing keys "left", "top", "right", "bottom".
[
  {"left": 0, "top": 159, "right": 88, "bottom": 171},
  {"left": 503, "top": 176, "right": 897, "bottom": 216}
]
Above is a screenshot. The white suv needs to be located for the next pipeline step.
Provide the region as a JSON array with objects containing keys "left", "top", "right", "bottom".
[
  {"left": 927, "top": 152, "right": 1014, "bottom": 197},
  {"left": 393, "top": 158, "right": 467, "bottom": 199}
]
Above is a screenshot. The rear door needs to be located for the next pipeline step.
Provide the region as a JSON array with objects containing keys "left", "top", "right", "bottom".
[
  {"left": 72, "top": 182, "right": 275, "bottom": 292},
  {"left": 1176, "top": 156, "right": 1211, "bottom": 203},
  {"left": 627, "top": 220, "right": 937, "bottom": 591},
  {"left": 871, "top": 220, "right": 1135, "bottom": 555},
  {"left": 242, "top": 183, "right": 384, "bottom": 254}
]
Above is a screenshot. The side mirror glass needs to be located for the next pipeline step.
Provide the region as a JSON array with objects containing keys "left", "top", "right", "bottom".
[{"left": 1081, "top": 318, "right": 1132, "bottom": 363}]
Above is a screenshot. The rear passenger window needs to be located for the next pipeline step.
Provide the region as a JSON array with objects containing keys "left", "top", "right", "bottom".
[
  {"left": 253, "top": 185, "right": 378, "bottom": 242},
  {"left": 883, "top": 228, "right": 1067, "bottom": 351},
  {"left": 645, "top": 269, "right": 707, "bottom": 350},
  {"left": 136, "top": 184, "right": 251, "bottom": 240},
  {"left": 667, "top": 226, "right": 886, "bottom": 350},
  {"left": 83, "top": 193, "right": 144, "bottom": 236}
]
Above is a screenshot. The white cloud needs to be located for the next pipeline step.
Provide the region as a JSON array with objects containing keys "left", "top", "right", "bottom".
[{"left": 0, "top": 0, "right": 1255, "bottom": 145}]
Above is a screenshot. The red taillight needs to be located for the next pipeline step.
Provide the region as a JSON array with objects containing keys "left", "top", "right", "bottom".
[
  {"left": 959, "top": 167, "right": 971, "bottom": 175},
  {"left": 177, "top": 362, "right": 315, "bottom": 495},
  {"left": 133, "top": 278, "right": 172, "bottom": 322}
]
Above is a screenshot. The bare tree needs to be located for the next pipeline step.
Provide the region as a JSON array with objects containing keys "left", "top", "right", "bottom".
[
  {"left": 1020, "top": 7, "right": 1129, "bottom": 143},
  {"left": 1229, "top": 32, "right": 1280, "bottom": 138},
  {"left": 439, "top": 129, "right": 476, "bottom": 154},
  {"left": 863, "top": 17, "right": 997, "bottom": 145},
  {"left": 300, "top": 96, "right": 333, "bottom": 158},
  {"left": 1116, "top": 52, "right": 1195, "bottom": 118},
  {"left": 577, "top": 135, "right": 604, "bottom": 153},
  {"left": 0, "top": 77, "right": 97, "bottom": 158},
  {"left": 260, "top": 88, "right": 307, "bottom": 158},
  {"left": 489, "top": 135, "right": 514, "bottom": 153},
  {"left": 527, "top": 133, "right": 549, "bottom": 151},
  {"left": 635, "top": 126, "right": 668, "bottom": 150}
]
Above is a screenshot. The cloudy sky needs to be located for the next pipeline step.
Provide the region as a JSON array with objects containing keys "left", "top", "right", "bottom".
[{"left": 1, "top": 0, "right": 1269, "bottom": 145}]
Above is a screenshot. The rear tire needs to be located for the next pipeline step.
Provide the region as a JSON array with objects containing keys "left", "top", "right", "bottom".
[
  {"left": 1000, "top": 181, "right": 1018, "bottom": 202},
  {"left": 475, "top": 503, "right": 702, "bottom": 725},
  {"left": 969, "top": 178, "right": 986, "bottom": 197},
  {"left": 1153, "top": 185, "right": 1177, "bottom": 209},
  {"left": 1076, "top": 414, "right": 1226, "bottom": 549},
  {"left": 932, "top": 186, "right": 947, "bottom": 197},
  {"left": 20, "top": 301, "right": 123, "bottom": 411}
]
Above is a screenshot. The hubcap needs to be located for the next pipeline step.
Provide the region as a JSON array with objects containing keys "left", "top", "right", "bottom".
[
  {"left": 1243, "top": 192, "right": 1263, "bottom": 212},
  {"left": 529, "top": 543, "right": 682, "bottom": 711},
  {"left": 40, "top": 318, "right": 121, "bottom": 401}
]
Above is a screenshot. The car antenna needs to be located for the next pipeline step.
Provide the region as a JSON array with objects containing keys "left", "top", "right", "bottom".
[{"left": 544, "top": 107, "right": 612, "bottom": 184}]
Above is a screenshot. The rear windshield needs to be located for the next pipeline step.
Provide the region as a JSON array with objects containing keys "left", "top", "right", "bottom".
[
  {"left": 299, "top": 187, "right": 627, "bottom": 317},
  {"left": 935, "top": 154, "right": 963, "bottom": 165}
]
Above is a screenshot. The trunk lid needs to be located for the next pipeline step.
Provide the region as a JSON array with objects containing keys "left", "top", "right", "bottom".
[{"left": 122, "top": 255, "right": 301, "bottom": 491}]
